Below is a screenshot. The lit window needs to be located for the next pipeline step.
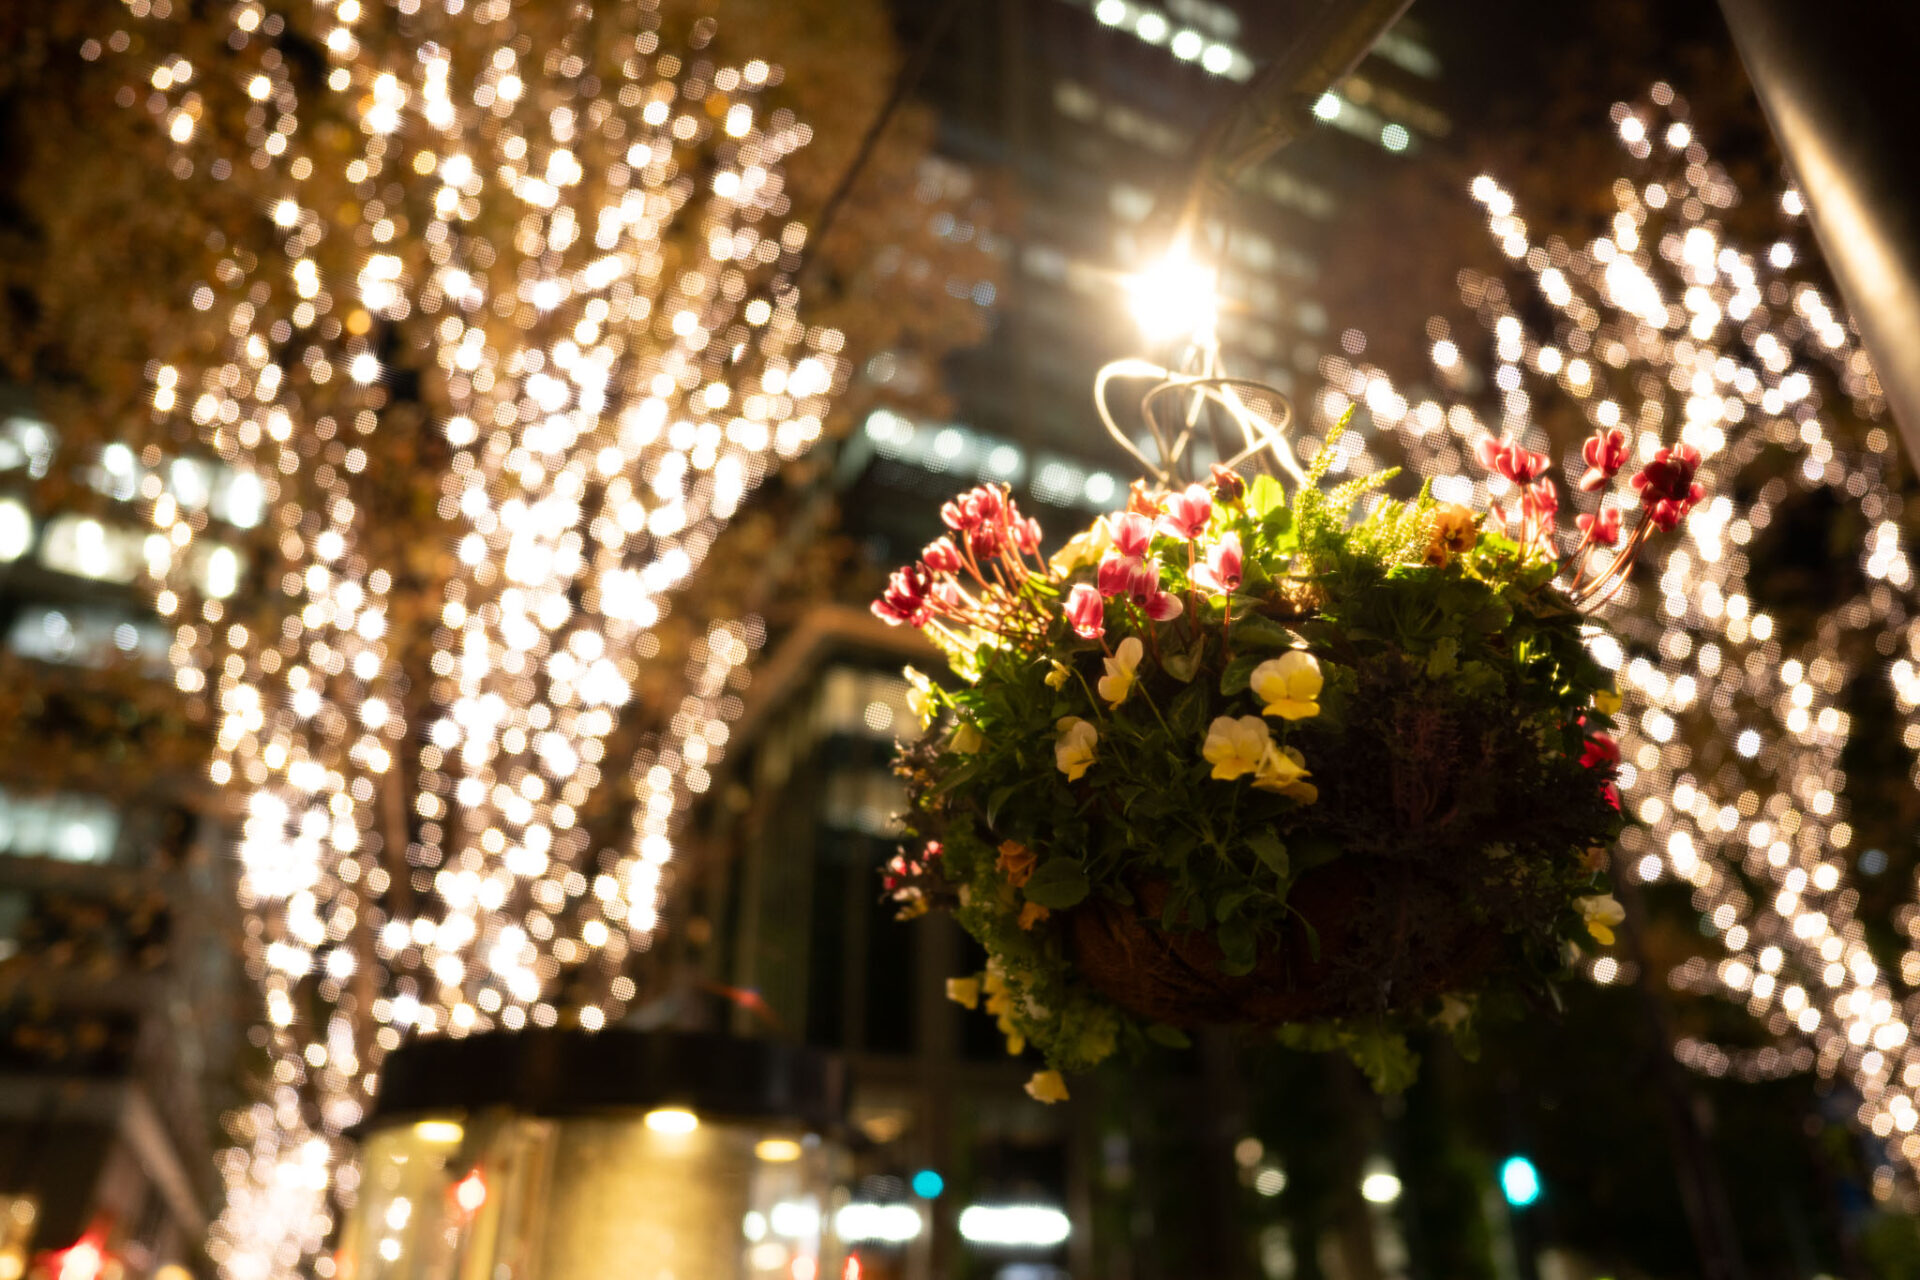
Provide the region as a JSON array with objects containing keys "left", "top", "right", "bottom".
[
  {"left": 0, "top": 788, "right": 121, "bottom": 864},
  {"left": 0, "top": 415, "right": 56, "bottom": 478},
  {"left": 7, "top": 605, "right": 168, "bottom": 671},
  {"left": 0, "top": 498, "right": 32, "bottom": 562},
  {"left": 197, "top": 542, "right": 245, "bottom": 598},
  {"left": 217, "top": 470, "right": 267, "bottom": 528},
  {"left": 39, "top": 515, "right": 143, "bottom": 584},
  {"left": 1380, "top": 123, "right": 1410, "bottom": 152}
]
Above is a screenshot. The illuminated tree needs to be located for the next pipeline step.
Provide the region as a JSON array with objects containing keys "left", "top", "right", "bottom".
[
  {"left": 1, "top": 0, "right": 994, "bottom": 1272},
  {"left": 1318, "top": 80, "right": 1920, "bottom": 1207}
]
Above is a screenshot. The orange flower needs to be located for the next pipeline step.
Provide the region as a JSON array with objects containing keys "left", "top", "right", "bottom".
[
  {"left": 1019, "top": 901, "right": 1052, "bottom": 931},
  {"left": 997, "top": 840, "right": 1036, "bottom": 887}
]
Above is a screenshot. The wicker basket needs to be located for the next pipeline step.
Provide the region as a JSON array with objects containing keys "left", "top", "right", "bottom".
[{"left": 1067, "top": 859, "right": 1503, "bottom": 1028}]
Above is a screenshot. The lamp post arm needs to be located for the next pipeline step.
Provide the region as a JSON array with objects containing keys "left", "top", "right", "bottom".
[{"left": 1719, "top": 0, "right": 1920, "bottom": 458}]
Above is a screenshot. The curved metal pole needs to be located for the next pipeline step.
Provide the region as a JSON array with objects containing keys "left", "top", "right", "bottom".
[{"left": 1718, "top": 0, "right": 1920, "bottom": 458}]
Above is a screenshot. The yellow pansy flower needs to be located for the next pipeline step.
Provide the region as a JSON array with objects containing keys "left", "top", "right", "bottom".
[
  {"left": 946, "top": 977, "right": 981, "bottom": 1009},
  {"left": 996, "top": 840, "right": 1036, "bottom": 887},
  {"left": 950, "top": 720, "right": 985, "bottom": 754},
  {"left": 1044, "top": 659, "right": 1073, "bottom": 690},
  {"left": 904, "top": 666, "right": 937, "bottom": 727},
  {"left": 1055, "top": 716, "right": 1098, "bottom": 781},
  {"left": 1253, "top": 743, "right": 1318, "bottom": 804},
  {"left": 1097, "top": 636, "right": 1144, "bottom": 708},
  {"left": 1426, "top": 502, "right": 1478, "bottom": 565},
  {"left": 1202, "top": 715, "right": 1271, "bottom": 781},
  {"left": 1250, "top": 650, "right": 1322, "bottom": 720},
  {"left": 1593, "top": 688, "right": 1622, "bottom": 716},
  {"left": 1049, "top": 516, "right": 1113, "bottom": 576},
  {"left": 1019, "top": 901, "right": 1051, "bottom": 931},
  {"left": 1025, "top": 1070, "right": 1070, "bottom": 1104},
  {"left": 1576, "top": 893, "right": 1625, "bottom": 945}
]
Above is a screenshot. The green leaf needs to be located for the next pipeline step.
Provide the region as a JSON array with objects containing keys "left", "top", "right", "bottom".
[
  {"left": 1221, "top": 651, "right": 1262, "bottom": 696},
  {"left": 985, "top": 784, "right": 1019, "bottom": 829},
  {"left": 1292, "top": 836, "right": 1343, "bottom": 875},
  {"left": 1168, "top": 682, "right": 1209, "bottom": 739},
  {"left": 930, "top": 759, "right": 984, "bottom": 796},
  {"left": 1215, "top": 887, "right": 1254, "bottom": 921},
  {"left": 1216, "top": 916, "right": 1256, "bottom": 976},
  {"left": 1163, "top": 636, "right": 1205, "bottom": 683},
  {"left": 1345, "top": 1028, "right": 1420, "bottom": 1095},
  {"left": 1425, "top": 636, "right": 1459, "bottom": 680},
  {"left": 1232, "top": 614, "right": 1294, "bottom": 651},
  {"left": 1247, "top": 473, "right": 1286, "bottom": 518},
  {"left": 1023, "top": 858, "right": 1091, "bottom": 909},
  {"left": 1246, "top": 830, "right": 1289, "bottom": 880},
  {"left": 1146, "top": 1024, "right": 1193, "bottom": 1049}
]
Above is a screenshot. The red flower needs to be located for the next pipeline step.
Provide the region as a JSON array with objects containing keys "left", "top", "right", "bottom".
[
  {"left": 1577, "top": 506, "right": 1622, "bottom": 547},
  {"left": 1156, "top": 483, "right": 1213, "bottom": 541},
  {"left": 1209, "top": 463, "right": 1246, "bottom": 504},
  {"left": 1140, "top": 586, "right": 1184, "bottom": 621},
  {"left": 922, "top": 537, "right": 963, "bottom": 574},
  {"left": 1096, "top": 550, "right": 1136, "bottom": 599},
  {"left": 1191, "top": 531, "right": 1243, "bottom": 595},
  {"left": 1580, "top": 725, "right": 1622, "bottom": 810},
  {"left": 1065, "top": 582, "right": 1106, "bottom": 639},
  {"left": 872, "top": 564, "right": 932, "bottom": 627},
  {"left": 1111, "top": 512, "right": 1153, "bottom": 559},
  {"left": 1579, "top": 428, "right": 1630, "bottom": 492},
  {"left": 1580, "top": 729, "right": 1620, "bottom": 771},
  {"left": 1631, "top": 444, "right": 1705, "bottom": 531},
  {"left": 1476, "top": 436, "right": 1551, "bottom": 485},
  {"left": 1009, "top": 516, "right": 1043, "bottom": 556},
  {"left": 1521, "top": 478, "right": 1559, "bottom": 522},
  {"left": 940, "top": 485, "right": 1006, "bottom": 534}
]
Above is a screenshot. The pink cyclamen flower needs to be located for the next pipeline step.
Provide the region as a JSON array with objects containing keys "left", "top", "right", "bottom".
[
  {"left": 922, "top": 537, "right": 963, "bottom": 574},
  {"left": 1111, "top": 511, "right": 1153, "bottom": 559},
  {"left": 1191, "top": 531, "right": 1243, "bottom": 595},
  {"left": 1578, "top": 428, "right": 1630, "bottom": 492},
  {"left": 1156, "top": 483, "right": 1213, "bottom": 540},
  {"left": 940, "top": 484, "right": 1006, "bottom": 534},
  {"left": 1009, "top": 516, "right": 1044, "bottom": 556},
  {"left": 872, "top": 564, "right": 931, "bottom": 627},
  {"left": 1476, "top": 437, "right": 1551, "bottom": 486},
  {"left": 1576, "top": 506, "right": 1622, "bottom": 547},
  {"left": 1521, "top": 478, "right": 1559, "bottom": 522},
  {"left": 1096, "top": 551, "right": 1136, "bottom": 599},
  {"left": 1141, "top": 588, "right": 1184, "bottom": 621},
  {"left": 1065, "top": 582, "right": 1106, "bottom": 639},
  {"left": 1631, "top": 444, "right": 1705, "bottom": 533}
]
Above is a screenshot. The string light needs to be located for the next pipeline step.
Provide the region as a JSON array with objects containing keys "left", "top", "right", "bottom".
[
  {"left": 116, "top": 2, "right": 840, "bottom": 1273},
  {"left": 1320, "top": 85, "right": 1915, "bottom": 1196}
]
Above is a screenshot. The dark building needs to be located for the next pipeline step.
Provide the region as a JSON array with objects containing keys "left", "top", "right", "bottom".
[
  {"left": 0, "top": 390, "right": 249, "bottom": 1280},
  {"left": 655, "top": 6, "right": 1451, "bottom": 1280}
]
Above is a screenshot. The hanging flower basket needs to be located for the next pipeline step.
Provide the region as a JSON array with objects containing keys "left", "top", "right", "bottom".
[{"left": 876, "top": 409, "right": 1699, "bottom": 1099}]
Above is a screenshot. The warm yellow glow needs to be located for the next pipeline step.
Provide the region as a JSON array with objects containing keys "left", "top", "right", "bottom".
[
  {"left": 1126, "top": 248, "right": 1218, "bottom": 344},
  {"left": 412, "top": 1120, "right": 464, "bottom": 1145},
  {"left": 643, "top": 1108, "right": 699, "bottom": 1135},
  {"left": 754, "top": 1138, "right": 804, "bottom": 1163}
]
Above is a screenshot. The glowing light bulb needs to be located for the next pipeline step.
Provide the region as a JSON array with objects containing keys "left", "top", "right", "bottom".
[
  {"left": 1127, "top": 249, "right": 1218, "bottom": 344},
  {"left": 644, "top": 1107, "right": 699, "bottom": 1134}
]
